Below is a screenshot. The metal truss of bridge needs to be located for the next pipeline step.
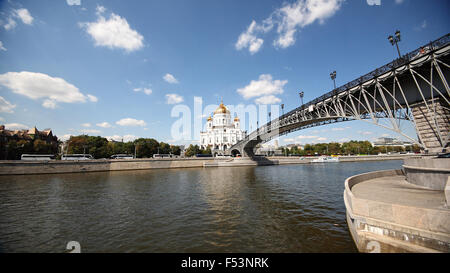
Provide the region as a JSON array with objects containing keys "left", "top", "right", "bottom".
[{"left": 230, "top": 33, "right": 450, "bottom": 157}]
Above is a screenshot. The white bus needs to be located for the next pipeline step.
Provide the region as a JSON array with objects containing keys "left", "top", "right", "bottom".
[
  {"left": 110, "top": 154, "right": 134, "bottom": 159},
  {"left": 21, "top": 154, "right": 56, "bottom": 161},
  {"left": 61, "top": 154, "right": 94, "bottom": 160},
  {"left": 152, "top": 154, "right": 172, "bottom": 158}
]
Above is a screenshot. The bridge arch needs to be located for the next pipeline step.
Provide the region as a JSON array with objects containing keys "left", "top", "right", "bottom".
[
  {"left": 229, "top": 34, "right": 450, "bottom": 156},
  {"left": 231, "top": 149, "right": 241, "bottom": 157}
]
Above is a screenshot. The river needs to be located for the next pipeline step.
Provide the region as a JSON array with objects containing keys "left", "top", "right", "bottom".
[{"left": 0, "top": 160, "right": 404, "bottom": 253}]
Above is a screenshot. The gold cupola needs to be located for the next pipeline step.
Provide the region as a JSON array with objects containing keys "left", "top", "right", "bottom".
[{"left": 214, "top": 101, "right": 230, "bottom": 115}]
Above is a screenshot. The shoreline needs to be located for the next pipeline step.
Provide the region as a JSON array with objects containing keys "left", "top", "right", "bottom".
[{"left": 0, "top": 154, "right": 423, "bottom": 176}]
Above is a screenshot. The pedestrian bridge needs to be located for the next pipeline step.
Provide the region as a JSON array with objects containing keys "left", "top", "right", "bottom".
[{"left": 229, "top": 34, "right": 450, "bottom": 157}]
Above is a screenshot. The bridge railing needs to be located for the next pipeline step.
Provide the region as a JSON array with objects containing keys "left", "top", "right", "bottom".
[
  {"left": 297, "top": 33, "right": 449, "bottom": 114},
  {"left": 237, "top": 33, "right": 450, "bottom": 146}
]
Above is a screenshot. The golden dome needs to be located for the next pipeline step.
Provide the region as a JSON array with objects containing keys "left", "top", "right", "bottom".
[
  {"left": 207, "top": 116, "right": 212, "bottom": 121},
  {"left": 234, "top": 117, "right": 240, "bottom": 122},
  {"left": 214, "top": 103, "right": 230, "bottom": 114}
]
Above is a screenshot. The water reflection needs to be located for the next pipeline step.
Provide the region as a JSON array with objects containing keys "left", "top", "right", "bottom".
[{"left": 0, "top": 160, "right": 403, "bottom": 252}]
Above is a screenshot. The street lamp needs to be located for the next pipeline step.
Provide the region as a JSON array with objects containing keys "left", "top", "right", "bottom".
[
  {"left": 330, "top": 71, "right": 337, "bottom": 89},
  {"left": 388, "top": 30, "right": 402, "bottom": 58},
  {"left": 299, "top": 91, "right": 304, "bottom": 106}
]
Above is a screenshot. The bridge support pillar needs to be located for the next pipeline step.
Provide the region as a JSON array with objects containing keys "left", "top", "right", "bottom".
[{"left": 411, "top": 98, "right": 450, "bottom": 153}]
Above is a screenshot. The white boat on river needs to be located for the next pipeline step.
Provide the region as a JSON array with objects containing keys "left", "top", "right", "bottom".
[{"left": 311, "top": 156, "right": 339, "bottom": 163}]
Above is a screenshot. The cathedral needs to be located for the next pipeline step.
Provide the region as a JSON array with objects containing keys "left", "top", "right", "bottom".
[{"left": 200, "top": 101, "right": 246, "bottom": 153}]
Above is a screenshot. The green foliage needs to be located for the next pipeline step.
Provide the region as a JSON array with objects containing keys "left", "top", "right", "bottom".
[
  {"left": 64, "top": 135, "right": 182, "bottom": 159},
  {"left": 184, "top": 144, "right": 211, "bottom": 157},
  {"left": 282, "top": 140, "right": 416, "bottom": 156},
  {"left": 184, "top": 144, "right": 200, "bottom": 157},
  {"left": 67, "top": 135, "right": 109, "bottom": 159},
  {"left": 170, "top": 145, "right": 181, "bottom": 155},
  {"left": 1, "top": 138, "right": 57, "bottom": 160}
]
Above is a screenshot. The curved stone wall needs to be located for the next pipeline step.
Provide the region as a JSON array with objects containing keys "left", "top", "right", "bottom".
[{"left": 403, "top": 158, "right": 450, "bottom": 190}]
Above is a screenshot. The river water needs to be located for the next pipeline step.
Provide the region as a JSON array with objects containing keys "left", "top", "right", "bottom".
[{"left": 0, "top": 160, "right": 404, "bottom": 253}]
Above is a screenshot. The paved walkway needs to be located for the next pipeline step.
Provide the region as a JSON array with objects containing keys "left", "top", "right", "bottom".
[{"left": 352, "top": 175, "right": 447, "bottom": 210}]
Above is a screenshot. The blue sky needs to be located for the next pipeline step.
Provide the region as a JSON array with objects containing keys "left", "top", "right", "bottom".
[{"left": 0, "top": 0, "right": 449, "bottom": 145}]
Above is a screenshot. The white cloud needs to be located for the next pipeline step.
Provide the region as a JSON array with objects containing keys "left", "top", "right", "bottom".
[
  {"left": 395, "top": 0, "right": 404, "bottom": 4},
  {"left": 87, "top": 94, "right": 98, "bottom": 102},
  {"left": 237, "top": 74, "right": 287, "bottom": 100},
  {"left": 0, "top": 41, "right": 7, "bottom": 51},
  {"left": 67, "top": 0, "right": 81, "bottom": 6},
  {"left": 255, "top": 95, "right": 281, "bottom": 105},
  {"left": 421, "top": 20, "right": 427, "bottom": 29},
  {"left": 317, "top": 137, "right": 327, "bottom": 141},
  {"left": 0, "top": 96, "right": 16, "bottom": 113},
  {"left": 80, "top": 9, "right": 144, "bottom": 52},
  {"left": 79, "top": 129, "right": 101, "bottom": 134},
  {"left": 4, "top": 18, "right": 17, "bottom": 31},
  {"left": 236, "top": 0, "right": 343, "bottom": 53},
  {"left": 133, "top": 87, "right": 152, "bottom": 95},
  {"left": 5, "top": 123, "right": 29, "bottom": 130},
  {"left": 14, "top": 8, "right": 33, "bottom": 25},
  {"left": 0, "top": 71, "right": 96, "bottom": 108},
  {"left": 116, "top": 118, "right": 146, "bottom": 127},
  {"left": 106, "top": 134, "right": 136, "bottom": 142},
  {"left": 358, "top": 131, "right": 373, "bottom": 135},
  {"left": 366, "top": 0, "right": 381, "bottom": 6},
  {"left": 42, "top": 99, "right": 57, "bottom": 109},
  {"left": 274, "top": 0, "right": 343, "bottom": 48},
  {"left": 96, "top": 122, "right": 112, "bottom": 128},
  {"left": 60, "top": 134, "right": 73, "bottom": 141},
  {"left": 81, "top": 123, "right": 91, "bottom": 127},
  {"left": 163, "top": 73, "right": 179, "bottom": 84},
  {"left": 235, "top": 20, "right": 271, "bottom": 54},
  {"left": 414, "top": 20, "right": 427, "bottom": 31},
  {"left": 297, "top": 135, "right": 319, "bottom": 139},
  {"left": 331, "top": 127, "right": 345, "bottom": 131},
  {"left": 283, "top": 138, "right": 295, "bottom": 142},
  {"left": 96, "top": 5, "right": 106, "bottom": 15},
  {"left": 166, "top": 94, "right": 184, "bottom": 104}
]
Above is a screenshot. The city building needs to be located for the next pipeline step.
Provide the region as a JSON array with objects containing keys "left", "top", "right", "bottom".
[
  {"left": 0, "top": 125, "right": 59, "bottom": 159},
  {"left": 255, "top": 143, "right": 283, "bottom": 156},
  {"left": 372, "top": 137, "right": 413, "bottom": 147},
  {"left": 285, "top": 144, "right": 305, "bottom": 150},
  {"left": 0, "top": 125, "right": 57, "bottom": 144},
  {"left": 200, "top": 101, "right": 246, "bottom": 153}
]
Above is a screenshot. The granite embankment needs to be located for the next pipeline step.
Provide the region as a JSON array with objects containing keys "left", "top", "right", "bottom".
[
  {"left": 344, "top": 158, "right": 450, "bottom": 253},
  {"left": 0, "top": 154, "right": 422, "bottom": 175}
]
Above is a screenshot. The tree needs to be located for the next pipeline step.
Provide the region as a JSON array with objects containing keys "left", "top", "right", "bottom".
[
  {"left": 185, "top": 144, "right": 201, "bottom": 157},
  {"left": 33, "top": 139, "right": 51, "bottom": 154},
  {"left": 170, "top": 145, "right": 181, "bottom": 155},
  {"left": 159, "top": 142, "right": 171, "bottom": 154},
  {"left": 67, "top": 135, "right": 110, "bottom": 159},
  {"left": 134, "top": 138, "right": 159, "bottom": 158},
  {"left": 201, "top": 146, "right": 211, "bottom": 155}
]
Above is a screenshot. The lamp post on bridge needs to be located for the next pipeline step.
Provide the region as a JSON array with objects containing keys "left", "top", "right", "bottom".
[
  {"left": 299, "top": 91, "right": 304, "bottom": 107},
  {"left": 388, "top": 30, "right": 402, "bottom": 58},
  {"left": 330, "top": 71, "right": 337, "bottom": 89}
]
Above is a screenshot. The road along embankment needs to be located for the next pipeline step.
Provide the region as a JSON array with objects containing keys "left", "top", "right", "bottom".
[
  {"left": 0, "top": 158, "right": 218, "bottom": 175},
  {"left": 0, "top": 154, "right": 423, "bottom": 175}
]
